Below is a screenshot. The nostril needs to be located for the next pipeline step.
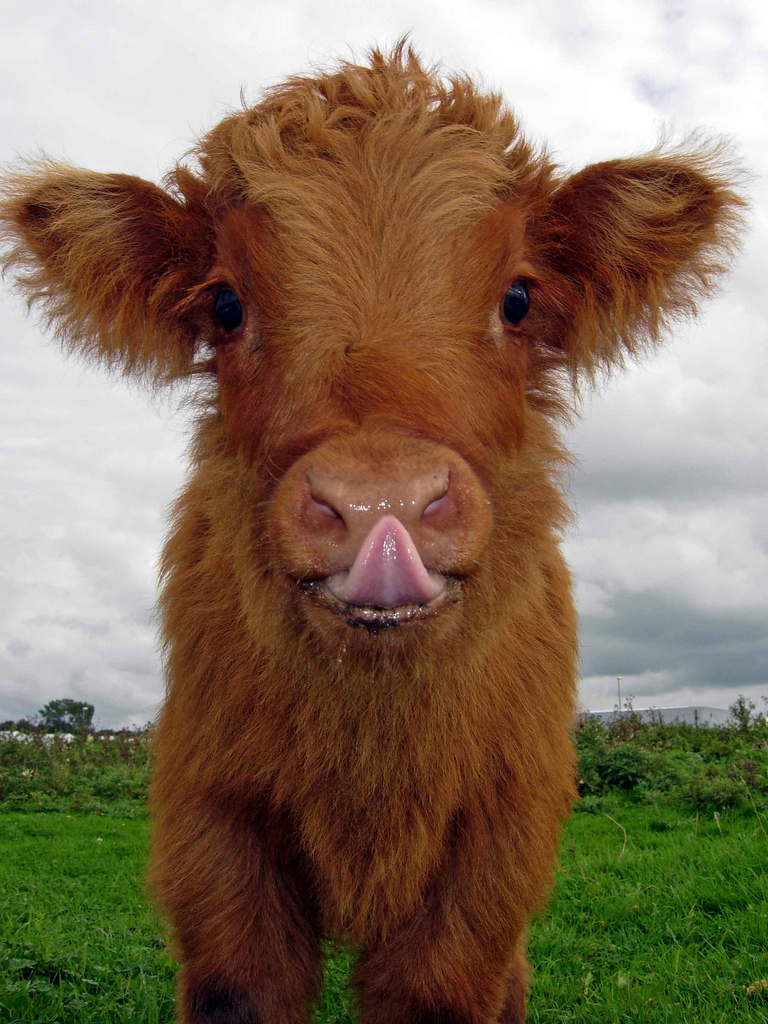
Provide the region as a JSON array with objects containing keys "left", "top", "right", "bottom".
[
  {"left": 420, "top": 472, "right": 451, "bottom": 520},
  {"left": 312, "top": 497, "right": 343, "bottom": 521},
  {"left": 422, "top": 494, "right": 447, "bottom": 519},
  {"left": 307, "top": 468, "right": 452, "bottom": 533},
  {"left": 306, "top": 473, "right": 345, "bottom": 524}
]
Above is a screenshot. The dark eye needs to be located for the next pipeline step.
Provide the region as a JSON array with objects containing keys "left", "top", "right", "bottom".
[
  {"left": 500, "top": 280, "right": 530, "bottom": 326},
  {"left": 213, "top": 288, "right": 243, "bottom": 332}
]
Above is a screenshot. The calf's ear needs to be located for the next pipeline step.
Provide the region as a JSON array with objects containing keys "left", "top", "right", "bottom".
[
  {"left": 1, "top": 159, "right": 209, "bottom": 381},
  {"left": 541, "top": 143, "right": 746, "bottom": 380}
]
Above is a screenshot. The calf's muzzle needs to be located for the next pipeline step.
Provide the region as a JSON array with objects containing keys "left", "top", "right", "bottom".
[
  {"left": 272, "top": 435, "right": 493, "bottom": 617},
  {"left": 303, "top": 465, "right": 454, "bottom": 609}
]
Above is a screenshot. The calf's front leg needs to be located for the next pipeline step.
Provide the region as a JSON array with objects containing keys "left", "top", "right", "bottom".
[
  {"left": 352, "top": 820, "right": 535, "bottom": 1024},
  {"left": 151, "top": 801, "right": 323, "bottom": 1024},
  {"left": 354, "top": 908, "right": 529, "bottom": 1024}
]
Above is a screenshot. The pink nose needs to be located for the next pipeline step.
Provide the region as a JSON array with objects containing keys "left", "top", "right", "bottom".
[{"left": 302, "top": 468, "right": 455, "bottom": 608}]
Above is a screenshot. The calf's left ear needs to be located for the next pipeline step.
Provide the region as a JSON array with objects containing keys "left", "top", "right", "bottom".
[
  {"left": 1, "top": 160, "right": 209, "bottom": 381},
  {"left": 541, "top": 144, "right": 747, "bottom": 379}
]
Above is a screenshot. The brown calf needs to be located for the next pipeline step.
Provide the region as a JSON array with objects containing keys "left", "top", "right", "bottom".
[{"left": 1, "top": 43, "right": 744, "bottom": 1024}]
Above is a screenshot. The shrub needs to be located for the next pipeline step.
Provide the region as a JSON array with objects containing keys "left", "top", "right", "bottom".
[
  {"left": 684, "top": 766, "right": 745, "bottom": 810},
  {"left": 595, "top": 746, "right": 651, "bottom": 790},
  {"left": 0, "top": 730, "right": 152, "bottom": 810}
]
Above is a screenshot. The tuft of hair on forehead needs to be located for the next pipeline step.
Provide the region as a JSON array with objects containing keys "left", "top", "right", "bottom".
[{"left": 180, "top": 40, "right": 552, "bottom": 212}]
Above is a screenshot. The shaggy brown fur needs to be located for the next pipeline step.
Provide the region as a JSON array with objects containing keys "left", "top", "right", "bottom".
[{"left": 1, "top": 43, "right": 744, "bottom": 1024}]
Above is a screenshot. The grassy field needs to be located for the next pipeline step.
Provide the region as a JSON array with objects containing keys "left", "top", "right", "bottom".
[
  {"left": 1, "top": 708, "right": 767, "bottom": 1022},
  {"left": 1, "top": 803, "right": 766, "bottom": 1023}
]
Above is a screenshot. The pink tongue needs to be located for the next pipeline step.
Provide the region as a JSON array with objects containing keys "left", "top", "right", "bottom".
[{"left": 326, "top": 515, "right": 445, "bottom": 609}]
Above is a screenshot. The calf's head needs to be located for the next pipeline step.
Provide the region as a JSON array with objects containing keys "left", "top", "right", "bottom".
[{"left": 1, "top": 48, "right": 744, "bottom": 663}]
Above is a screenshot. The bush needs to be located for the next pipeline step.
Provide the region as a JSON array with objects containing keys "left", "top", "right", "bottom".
[
  {"left": 575, "top": 794, "right": 618, "bottom": 815},
  {"left": 572, "top": 698, "right": 768, "bottom": 810},
  {"left": 0, "top": 730, "right": 152, "bottom": 811},
  {"left": 640, "top": 750, "right": 688, "bottom": 794},
  {"left": 729, "top": 695, "right": 757, "bottom": 734},
  {"left": 684, "top": 766, "right": 746, "bottom": 810},
  {"left": 92, "top": 763, "right": 151, "bottom": 801},
  {"left": 4, "top": 701, "right": 768, "bottom": 816},
  {"left": 595, "top": 746, "right": 651, "bottom": 790}
]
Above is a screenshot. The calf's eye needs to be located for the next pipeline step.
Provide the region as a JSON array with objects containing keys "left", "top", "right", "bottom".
[
  {"left": 213, "top": 288, "right": 243, "bottom": 332},
  {"left": 500, "top": 280, "right": 530, "bottom": 326}
]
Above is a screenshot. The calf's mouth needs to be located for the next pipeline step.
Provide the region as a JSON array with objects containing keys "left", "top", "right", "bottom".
[
  {"left": 298, "top": 514, "right": 461, "bottom": 631},
  {"left": 301, "top": 573, "right": 462, "bottom": 632}
]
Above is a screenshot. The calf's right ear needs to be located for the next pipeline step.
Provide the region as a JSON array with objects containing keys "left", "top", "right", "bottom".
[{"left": 1, "top": 159, "right": 209, "bottom": 381}]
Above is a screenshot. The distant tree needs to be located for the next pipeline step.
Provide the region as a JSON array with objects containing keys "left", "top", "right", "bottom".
[
  {"left": 38, "top": 699, "right": 95, "bottom": 734},
  {"left": 729, "top": 694, "right": 756, "bottom": 734},
  {"left": 15, "top": 715, "right": 41, "bottom": 733}
]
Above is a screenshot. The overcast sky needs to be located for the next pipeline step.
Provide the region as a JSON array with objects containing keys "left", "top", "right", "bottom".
[{"left": 1, "top": 0, "right": 766, "bottom": 728}]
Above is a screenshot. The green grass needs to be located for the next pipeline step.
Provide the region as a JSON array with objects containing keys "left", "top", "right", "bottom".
[
  {"left": 0, "top": 813, "right": 175, "bottom": 1023},
  {"left": 528, "top": 800, "right": 768, "bottom": 1022},
  {"left": 2, "top": 708, "right": 767, "bottom": 1021},
  {"left": 1, "top": 801, "right": 766, "bottom": 1023}
]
